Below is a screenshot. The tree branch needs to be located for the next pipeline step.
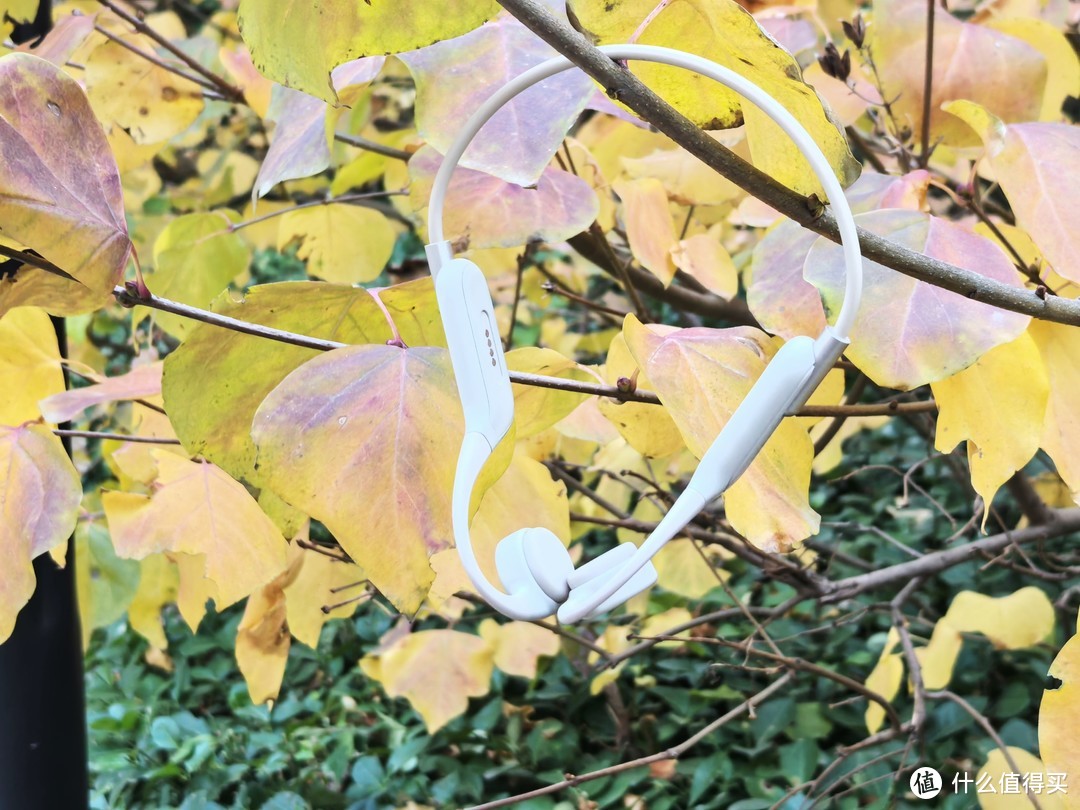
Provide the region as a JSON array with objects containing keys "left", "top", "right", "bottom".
[
  {"left": 497, "top": 0, "right": 1080, "bottom": 327},
  {"left": 465, "top": 671, "right": 794, "bottom": 810},
  {"left": 824, "top": 508, "right": 1080, "bottom": 601}
]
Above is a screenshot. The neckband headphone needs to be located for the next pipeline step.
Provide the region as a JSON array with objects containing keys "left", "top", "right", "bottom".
[{"left": 424, "top": 44, "right": 864, "bottom": 624}]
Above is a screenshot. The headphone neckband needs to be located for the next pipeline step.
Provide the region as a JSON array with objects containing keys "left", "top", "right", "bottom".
[
  {"left": 425, "top": 44, "right": 863, "bottom": 339},
  {"left": 426, "top": 44, "right": 865, "bottom": 623}
]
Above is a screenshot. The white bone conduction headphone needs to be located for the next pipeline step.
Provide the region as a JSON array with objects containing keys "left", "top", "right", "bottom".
[{"left": 425, "top": 44, "right": 864, "bottom": 624}]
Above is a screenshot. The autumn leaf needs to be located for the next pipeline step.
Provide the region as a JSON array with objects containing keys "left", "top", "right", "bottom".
[
  {"left": 253, "top": 56, "right": 385, "bottom": 199},
  {"left": 277, "top": 203, "right": 397, "bottom": 285},
  {"left": 148, "top": 212, "right": 251, "bottom": 339},
  {"left": 1040, "top": 631, "right": 1080, "bottom": 802},
  {"left": 237, "top": 0, "right": 499, "bottom": 103},
  {"left": 162, "top": 282, "right": 392, "bottom": 483},
  {"left": 251, "top": 344, "right": 464, "bottom": 615},
  {"left": 85, "top": 36, "right": 205, "bottom": 144},
  {"left": 913, "top": 587, "right": 1056, "bottom": 691},
  {"left": 1031, "top": 321, "right": 1080, "bottom": 501},
  {"left": 805, "top": 210, "right": 1029, "bottom": 389},
  {"left": 399, "top": 13, "right": 594, "bottom": 187},
  {"left": 931, "top": 333, "right": 1048, "bottom": 512},
  {"left": 976, "top": 748, "right": 1066, "bottom": 810},
  {"left": 0, "top": 306, "right": 62, "bottom": 426},
  {"left": 284, "top": 544, "right": 366, "bottom": 649},
  {"left": 506, "top": 347, "right": 590, "bottom": 438},
  {"left": 359, "top": 629, "right": 495, "bottom": 733},
  {"left": 39, "top": 361, "right": 162, "bottom": 424},
  {"left": 127, "top": 552, "right": 178, "bottom": 650},
  {"left": 478, "top": 618, "right": 561, "bottom": 679},
  {"left": 0, "top": 423, "right": 82, "bottom": 643},
  {"left": 748, "top": 170, "right": 930, "bottom": 341},
  {"left": 613, "top": 177, "right": 678, "bottom": 285},
  {"left": 622, "top": 315, "right": 818, "bottom": 551},
  {"left": 0, "top": 53, "right": 132, "bottom": 315},
  {"left": 871, "top": 0, "right": 1046, "bottom": 148},
  {"left": 102, "top": 450, "right": 288, "bottom": 609},
  {"left": 598, "top": 332, "right": 686, "bottom": 459},
  {"left": 864, "top": 628, "right": 902, "bottom": 733},
  {"left": 408, "top": 146, "right": 599, "bottom": 249},
  {"left": 236, "top": 558, "right": 301, "bottom": 704}
]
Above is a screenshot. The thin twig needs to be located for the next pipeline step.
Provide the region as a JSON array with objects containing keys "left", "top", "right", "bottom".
[
  {"left": 96, "top": 0, "right": 243, "bottom": 100},
  {"left": 465, "top": 672, "right": 794, "bottom": 810},
  {"left": 920, "top": 0, "right": 937, "bottom": 165},
  {"left": 53, "top": 429, "right": 181, "bottom": 445},
  {"left": 926, "top": 690, "right": 1044, "bottom": 810},
  {"left": 333, "top": 131, "right": 412, "bottom": 162}
]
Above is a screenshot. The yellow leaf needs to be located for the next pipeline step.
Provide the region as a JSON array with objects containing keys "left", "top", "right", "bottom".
[
  {"left": 277, "top": 203, "right": 397, "bottom": 285},
  {"left": 85, "top": 36, "right": 204, "bottom": 144},
  {"left": 670, "top": 228, "right": 738, "bottom": 300},
  {"left": 1031, "top": 321, "right": 1080, "bottom": 500},
  {"left": 637, "top": 0, "right": 858, "bottom": 195},
  {"left": 0, "top": 424, "right": 81, "bottom": 643},
  {"left": 251, "top": 344, "right": 463, "bottom": 615},
  {"left": 931, "top": 333, "right": 1048, "bottom": 511},
  {"left": 0, "top": 307, "right": 63, "bottom": 426},
  {"left": 613, "top": 177, "right": 677, "bottom": 285},
  {"left": 872, "top": 0, "right": 1046, "bottom": 148},
  {"left": 1040, "top": 632, "right": 1080, "bottom": 801},
  {"left": 976, "top": 748, "right": 1067, "bottom": 810},
  {"left": 981, "top": 17, "right": 1078, "bottom": 123},
  {"left": 2, "top": 1, "right": 39, "bottom": 23},
  {"left": 236, "top": 560, "right": 300, "bottom": 704},
  {"left": 127, "top": 553, "right": 178, "bottom": 650},
  {"left": 149, "top": 212, "right": 252, "bottom": 339},
  {"left": 653, "top": 538, "right": 729, "bottom": 599},
  {"left": 162, "top": 282, "right": 392, "bottom": 483},
  {"left": 945, "top": 587, "right": 1055, "bottom": 650},
  {"left": 170, "top": 551, "right": 216, "bottom": 632},
  {"left": 597, "top": 332, "right": 685, "bottom": 459},
  {"left": 864, "top": 628, "right": 902, "bottom": 733},
  {"left": 359, "top": 629, "right": 494, "bottom": 733},
  {"left": 39, "top": 361, "right": 162, "bottom": 424},
  {"left": 0, "top": 54, "right": 132, "bottom": 315},
  {"left": 641, "top": 607, "right": 695, "bottom": 648},
  {"left": 466, "top": 450, "right": 571, "bottom": 596},
  {"left": 506, "top": 347, "right": 589, "bottom": 438},
  {"left": 238, "top": 0, "right": 499, "bottom": 103},
  {"left": 622, "top": 315, "right": 818, "bottom": 551},
  {"left": 914, "top": 620, "right": 962, "bottom": 690},
  {"left": 587, "top": 624, "right": 636, "bottom": 695},
  {"left": 478, "top": 619, "right": 561, "bottom": 679},
  {"left": 284, "top": 544, "right": 366, "bottom": 649},
  {"left": 102, "top": 450, "right": 288, "bottom": 609},
  {"left": 620, "top": 131, "right": 747, "bottom": 207}
]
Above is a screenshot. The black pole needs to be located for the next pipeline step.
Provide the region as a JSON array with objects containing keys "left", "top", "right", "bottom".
[{"left": 0, "top": 6, "right": 89, "bottom": 807}]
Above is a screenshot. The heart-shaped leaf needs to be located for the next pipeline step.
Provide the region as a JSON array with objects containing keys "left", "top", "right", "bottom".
[{"left": 0, "top": 53, "right": 132, "bottom": 315}]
